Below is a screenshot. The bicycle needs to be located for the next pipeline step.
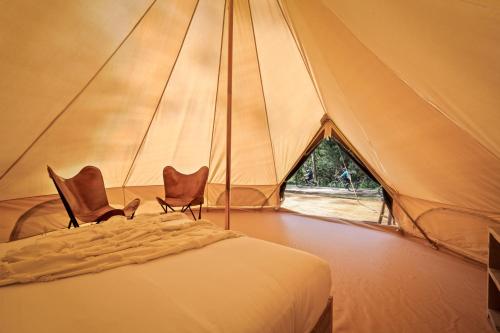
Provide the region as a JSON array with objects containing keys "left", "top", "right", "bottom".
[
  {"left": 335, "top": 177, "right": 358, "bottom": 192},
  {"left": 296, "top": 176, "right": 317, "bottom": 188}
]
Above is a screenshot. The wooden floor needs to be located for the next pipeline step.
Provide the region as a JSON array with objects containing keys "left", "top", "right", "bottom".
[{"left": 203, "top": 209, "right": 492, "bottom": 333}]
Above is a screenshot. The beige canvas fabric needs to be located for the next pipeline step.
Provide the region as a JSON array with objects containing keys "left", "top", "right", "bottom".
[
  {"left": 279, "top": 0, "right": 500, "bottom": 261},
  {"left": 0, "top": 0, "right": 498, "bottom": 261}
]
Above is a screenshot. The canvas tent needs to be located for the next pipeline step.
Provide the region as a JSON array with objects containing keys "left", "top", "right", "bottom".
[{"left": 0, "top": 0, "right": 499, "bottom": 262}]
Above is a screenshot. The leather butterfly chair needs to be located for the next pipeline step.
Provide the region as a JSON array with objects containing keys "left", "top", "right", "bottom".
[
  {"left": 156, "top": 166, "right": 209, "bottom": 220},
  {"left": 47, "top": 166, "right": 140, "bottom": 228}
]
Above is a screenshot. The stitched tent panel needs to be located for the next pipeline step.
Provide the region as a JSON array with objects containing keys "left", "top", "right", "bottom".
[
  {"left": 0, "top": 0, "right": 499, "bottom": 262},
  {"left": 210, "top": 0, "right": 279, "bottom": 186},
  {"left": 0, "top": 0, "right": 198, "bottom": 199},
  {"left": 0, "top": 0, "right": 153, "bottom": 176},
  {"left": 126, "top": 0, "right": 224, "bottom": 186}
]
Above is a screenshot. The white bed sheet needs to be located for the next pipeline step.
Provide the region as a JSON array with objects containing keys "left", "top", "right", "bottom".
[{"left": 0, "top": 235, "right": 331, "bottom": 333}]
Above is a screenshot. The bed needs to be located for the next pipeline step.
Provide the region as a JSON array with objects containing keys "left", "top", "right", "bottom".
[{"left": 0, "top": 213, "right": 332, "bottom": 332}]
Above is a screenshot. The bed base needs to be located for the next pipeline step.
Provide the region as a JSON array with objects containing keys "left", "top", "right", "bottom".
[{"left": 311, "top": 296, "right": 333, "bottom": 333}]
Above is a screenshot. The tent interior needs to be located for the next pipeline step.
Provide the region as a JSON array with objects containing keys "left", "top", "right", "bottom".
[{"left": 1, "top": 0, "right": 499, "bottom": 332}]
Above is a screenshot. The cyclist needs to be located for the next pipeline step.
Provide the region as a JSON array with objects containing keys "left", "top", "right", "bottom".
[
  {"left": 305, "top": 169, "right": 314, "bottom": 186},
  {"left": 339, "top": 167, "right": 351, "bottom": 189}
]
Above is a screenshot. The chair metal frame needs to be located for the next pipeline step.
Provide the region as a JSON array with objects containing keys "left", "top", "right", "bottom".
[
  {"left": 49, "top": 174, "right": 80, "bottom": 228},
  {"left": 157, "top": 200, "right": 202, "bottom": 220}
]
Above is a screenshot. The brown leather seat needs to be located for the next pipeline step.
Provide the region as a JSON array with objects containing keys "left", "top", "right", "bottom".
[
  {"left": 47, "top": 166, "right": 140, "bottom": 228},
  {"left": 156, "top": 166, "right": 209, "bottom": 220}
]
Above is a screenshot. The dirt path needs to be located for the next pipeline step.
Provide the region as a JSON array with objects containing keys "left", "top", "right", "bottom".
[{"left": 282, "top": 191, "right": 385, "bottom": 223}]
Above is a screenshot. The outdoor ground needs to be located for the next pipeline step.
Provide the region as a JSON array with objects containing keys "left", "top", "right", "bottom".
[{"left": 282, "top": 185, "right": 386, "bottom": 223}]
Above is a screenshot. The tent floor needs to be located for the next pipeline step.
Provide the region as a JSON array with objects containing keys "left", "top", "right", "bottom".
[{"left": 202, "top": 209, "right": 492, "bottom": 333}]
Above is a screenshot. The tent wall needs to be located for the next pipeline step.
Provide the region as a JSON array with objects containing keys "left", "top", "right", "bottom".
[
  {"left": 0, "top": 0, "right": 200, "bottom": 200},
  {"left": 0, "top": 0, "right": 323, "bottom": 197},
  {"left": 0, "top": 189, "right": 123, "bottom": 242},
  {"left": 0, "top": 186, "right": 281, "bottom": 242},
  {"left": 393, "top": 196, "right": 500, "bottom": 262},
  {"left": 280, "top": 0, "right": 500, "bottom": 262},
  {"left": 0, "top": 0, "right": 154, "bottom": 177},
  {"left": 0, "top": 0, "right": 321, "bottom": 242},
  {"left": 319, "top": 0, "right": 500, "bottom": 159}
]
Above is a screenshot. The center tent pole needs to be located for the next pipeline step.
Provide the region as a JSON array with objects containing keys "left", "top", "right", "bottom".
[{"left": 225, "top": 0, "right": 234, "bottom": 230}]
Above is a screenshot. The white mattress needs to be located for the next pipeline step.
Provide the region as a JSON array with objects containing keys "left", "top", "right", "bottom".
[{"left": 0, "top": 235, "right": 331, "bottom": 333}]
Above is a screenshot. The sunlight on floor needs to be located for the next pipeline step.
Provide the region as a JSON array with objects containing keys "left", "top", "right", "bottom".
[{"left": 282, "top": 191, "right": 384, "bottom": 223}]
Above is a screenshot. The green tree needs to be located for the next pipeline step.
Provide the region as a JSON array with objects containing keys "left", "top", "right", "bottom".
[{"left": 289, "top": 138, "right": 379, "bottom": 189}]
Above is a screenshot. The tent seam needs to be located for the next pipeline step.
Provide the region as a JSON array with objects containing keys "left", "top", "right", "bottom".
[
  {"left": 259, "top": 124, "right": 324, "bottom": 208},
  {"left": 206, "top": 0, "right": 228, "bottom": 206},
  {"left": 256, "top": 0, "right": 330, "bottom": 208},
  {"left": 277, "top": 0, "right": 381, "bottom": 171},
  {"left": 321, "top": 3, "right": 500, "bottom": 162},
  {"left": 281, "top": 0, "right": 499, "bottom": 225},
  {"left": 275, "top": 0, "right": 328, "bottom": 117},
  {"left": 276, "top": 0, "right": 400, "bottom": 197},
  {"left": 276, "top": 0, "right": 383, "bottom": 192},
  {"left": 121, "top": 0, "right": 201, "bottom": 188},
  {"left": 248, "top": 0, "right": 279, "bottom": 187},
  {"left": 0, "top": 0, "right": 159, "bottom": 183}
]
